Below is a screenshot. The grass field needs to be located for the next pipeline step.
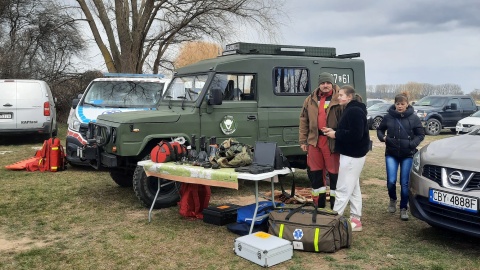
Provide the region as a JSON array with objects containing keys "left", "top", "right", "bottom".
[{"left": 1, "top": 126, "right": 479, "bottom": 270}]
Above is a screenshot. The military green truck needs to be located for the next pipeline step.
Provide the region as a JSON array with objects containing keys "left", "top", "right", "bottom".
[{"left": 79, "top": 42, "right": 366, "bottom": 208}]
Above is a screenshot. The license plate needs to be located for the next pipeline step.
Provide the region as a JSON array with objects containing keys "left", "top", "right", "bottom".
[
  {"left": 0, "top": 113, "right": 12, "bottom": 119},
  {"left": 429, "top": 189, "right": 478, "bottom": 213}
]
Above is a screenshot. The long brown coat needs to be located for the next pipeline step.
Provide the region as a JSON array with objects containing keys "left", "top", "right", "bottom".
[{"left": 299, "top": 85, "right": 344, "bottom": 153}]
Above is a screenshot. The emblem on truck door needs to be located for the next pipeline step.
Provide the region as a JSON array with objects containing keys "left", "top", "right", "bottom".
[{"left": 220, "top": 115, "right": 237, "bottom": 135}]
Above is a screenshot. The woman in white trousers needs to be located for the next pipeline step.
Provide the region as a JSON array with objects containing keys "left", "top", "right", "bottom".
[{"left": 322, "top": 85, "right": 370, "bottom": 232}]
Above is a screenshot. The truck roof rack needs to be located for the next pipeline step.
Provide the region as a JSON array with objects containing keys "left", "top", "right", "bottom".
[
  {"left": 222, "top": 42, "right": 336, "bottom": 58},
  {"left": 103, "top": 73, "right": 165, "bottom": 79}
]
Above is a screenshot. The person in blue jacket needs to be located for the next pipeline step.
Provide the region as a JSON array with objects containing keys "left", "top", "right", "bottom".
[{"left": 377, "top": 92, "right": 425, "bottom": 221}]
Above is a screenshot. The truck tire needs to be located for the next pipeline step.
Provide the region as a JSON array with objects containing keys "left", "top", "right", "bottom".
[
  {"left": 109, "top": 170, "right": 133, "bottom": 187},
  {"left": 425, "top": 119, "right": 441, "bottom": 136},
  {"left": 132, "top": 157, "right": 180, "bottom": 209}
]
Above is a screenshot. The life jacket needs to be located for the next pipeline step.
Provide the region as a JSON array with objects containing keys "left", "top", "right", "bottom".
[
  {"left": 24, "top": 137, "right": 67, "bottom": 172},
  {"left": 150, "top": 141, "right": 187, "bottom": 163},
  {"left": 178, "top": 183, "right": 211, "bottom": 219}
]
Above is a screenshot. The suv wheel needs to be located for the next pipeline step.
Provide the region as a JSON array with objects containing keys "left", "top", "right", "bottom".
[
  {"left": 109, "top": 170, "right": 133, "bottom": 187},
  {"left": 133, "top": 156, "right": 181, "bottom": 209},
  {"left": 425, "top": 119, "right": 441, "bottom": 136},
  {"left": 372, "top": 116, "right": 383, "bottom": 130}
]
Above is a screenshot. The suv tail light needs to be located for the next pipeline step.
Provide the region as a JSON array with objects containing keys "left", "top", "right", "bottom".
[{"left": 44, "top": 102, "right": 51, "bottom": 116}]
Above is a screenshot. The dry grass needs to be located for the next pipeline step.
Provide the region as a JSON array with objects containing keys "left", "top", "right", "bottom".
[{"left": 1, "top": 127, "right": 479, "bottom": 270}]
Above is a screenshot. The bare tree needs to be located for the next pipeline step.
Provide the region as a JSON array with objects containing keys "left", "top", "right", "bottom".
[
  {"left": 470, "top": 89, "right": 480, "bottom": 102},
  {"left": 0, "top": 0, "right": 84, "bottom": 80},
  {"left": 72, "top": 0, "right": 285, "bottom": 74},
  {"left": 174, "top": 41, "right": 221, "bottom": 69}
]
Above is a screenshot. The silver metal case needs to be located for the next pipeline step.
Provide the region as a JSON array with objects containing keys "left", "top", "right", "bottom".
[{"left": 234, "top": 232, "right": 293, "bottom": 267}]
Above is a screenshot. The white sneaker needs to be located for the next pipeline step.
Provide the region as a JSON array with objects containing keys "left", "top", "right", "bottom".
[{"left": 350, "top": 217, "right": 363, "bottom": 232}]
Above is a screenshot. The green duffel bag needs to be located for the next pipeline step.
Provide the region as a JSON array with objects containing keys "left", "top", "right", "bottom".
[{"left": 268, "top": 204, "right": 352, "bottom": 253}]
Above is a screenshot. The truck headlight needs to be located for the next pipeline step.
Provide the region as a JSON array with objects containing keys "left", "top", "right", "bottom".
[
  {"left": 412, "top": 151, "right": 420, "bottom": 172},
  {"left": 416, "top": 111, "right": 427, "bottom": 119},
  {"left": 67, "top": 111, "right": 81, "bottom": 132}
]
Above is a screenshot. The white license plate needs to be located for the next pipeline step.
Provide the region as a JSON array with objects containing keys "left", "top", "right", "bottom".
[
  {"left": 429, "top": 189, "right": 478, "bottom": 213},
  {"left": 0, "top": 113, "right": 12, "bottom": 119}
]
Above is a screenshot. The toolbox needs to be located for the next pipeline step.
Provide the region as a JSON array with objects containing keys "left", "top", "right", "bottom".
[
  {"left": 202, "top": 203, "right": 240, "bottom": 225},
  {"left": 234, "top": 232, "right": 293, "bottom": 267}
]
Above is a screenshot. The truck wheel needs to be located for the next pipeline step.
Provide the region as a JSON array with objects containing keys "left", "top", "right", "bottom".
[
  {"left": 109, "top": 170, "right": 133, "bottom": 187},
  {"left": 132, "top": 158, "right": 180, "bottom": 209},
  {"left": 372, "top": 116, "right": 383, "bottom": 130},
  {"left": 425, "top": 119, "right": 441, "bottom": 136}
]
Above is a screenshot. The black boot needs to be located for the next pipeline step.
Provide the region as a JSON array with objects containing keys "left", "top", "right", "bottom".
[
  {"left": 318, "top": 193, "right": 326, "bottom": 208},
  {"left": 329, "top": 173, "right": 338, "bottom": 209}
]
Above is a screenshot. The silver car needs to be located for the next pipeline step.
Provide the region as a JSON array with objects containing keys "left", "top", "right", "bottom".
[{"left": 409, "top": 126, "right": 480, "bottom": 237}]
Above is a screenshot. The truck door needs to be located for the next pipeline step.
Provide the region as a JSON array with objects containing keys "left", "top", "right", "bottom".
[
  {"left": 0, "top": 81, "right": 17, "bottom": 130},
  {"left": 441, "top": 98, "right": 461, "bottom": 127},
  {"left": 460, "top": 97, "right": 477, "bottom": 118},
  {"left": 200, "top": 74, "right": 258, "bottom": 146}
]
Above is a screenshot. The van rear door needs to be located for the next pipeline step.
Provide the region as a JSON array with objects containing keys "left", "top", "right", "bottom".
[
  {"left": 0, "top": 81, "right": 17, "bottom": 130},
  {"left": 15, "top": 81, "right": 48, "bottom": 130}
]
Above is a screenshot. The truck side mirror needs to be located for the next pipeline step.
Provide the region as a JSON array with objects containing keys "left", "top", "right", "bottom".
[
  {"left": 72, "top": 98, "right": 80, "bottom": 109},
  {"left": 208, "top": 88, "right": 223, "bottom": 105},
  {"left": 450, "top": 103, "right": 457, "bottom": 110},
  {"left": 411, "top": 101, "right": 416, "bottom": 106}
]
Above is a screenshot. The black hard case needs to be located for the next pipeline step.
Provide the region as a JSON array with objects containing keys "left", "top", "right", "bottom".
[{"left": 203, "top": 203, "right": 240, "bottom": 225}]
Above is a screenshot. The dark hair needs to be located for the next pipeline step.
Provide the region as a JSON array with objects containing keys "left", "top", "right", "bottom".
[{"left": 395, "top": 91, "right": 409, "bottom": 103}]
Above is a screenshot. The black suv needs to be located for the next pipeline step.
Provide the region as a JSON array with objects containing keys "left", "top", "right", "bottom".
[{"left": 414, "top": 95, "right": 478, "bottom": 135}]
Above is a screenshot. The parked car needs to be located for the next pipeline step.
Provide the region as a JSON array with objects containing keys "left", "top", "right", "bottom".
[
  {"left": 367, "top": 103, "right": 392, "bottom": 129},
  {"left": 367, "top": 98, "right": 387, "bottom": 108},
  {"left": 414, "top": 95, "right": 477, "bottom": 136},
  {"left": 0, "top": 79, "right": 57, "bottom": 138},
  {"left": 456, "top": 110, "right": 480, "bottom": 134},
  {"left": 409, "top": 125, "right": 480, "bottom": 237}
]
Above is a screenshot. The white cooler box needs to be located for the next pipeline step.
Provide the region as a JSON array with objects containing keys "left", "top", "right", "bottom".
[{"left": 234, "top": 232, "right": 293, "bottom": 267}]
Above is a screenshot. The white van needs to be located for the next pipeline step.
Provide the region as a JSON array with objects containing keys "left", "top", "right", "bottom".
[
  {"left": 66, "top": 73, "right": 170, "bottom": 165},
  {"left": 0, "top": 79, "right": 57, "bottom": 137}
]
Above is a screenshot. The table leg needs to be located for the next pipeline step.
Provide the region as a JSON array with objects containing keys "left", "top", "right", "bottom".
[
  {"left": 148, "top": 179, "right": 161, "bottom": 222},
  {"left": 249, "top": 181, "right": 259, "bottom": 234},
  {"left": 270, "top": 177, "right": 276, "bottom": 208}
]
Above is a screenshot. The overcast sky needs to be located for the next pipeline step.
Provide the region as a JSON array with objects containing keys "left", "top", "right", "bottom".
[
  {"left": 80, "top": 0, "right": 479, "bottom": 93},
  {"left": 237, "top": 0, "right": 480, "bottom": 93}
]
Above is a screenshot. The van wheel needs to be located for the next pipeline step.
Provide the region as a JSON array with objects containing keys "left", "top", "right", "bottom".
[
  {"left": 133, "top": 156, "right": 180, "bottom": 209},
  {"left": 425, "top": 119, "right": 441, "bottom": 136},
  {"left": 110, "top": 170, "right": 133, "bottom": 187}
]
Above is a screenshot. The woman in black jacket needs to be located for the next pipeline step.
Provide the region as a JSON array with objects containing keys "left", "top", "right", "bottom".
[
  {"left": 377, "top": 92, "right": 425, "bottom": 221},
  {"left": 322, "top": 85, "right": 370, "bottom": 232}
]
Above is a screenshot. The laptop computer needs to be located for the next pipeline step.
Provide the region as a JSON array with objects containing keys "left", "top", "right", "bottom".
[{"left": 235, "top": 141, "right": 277, "bottom": 174}]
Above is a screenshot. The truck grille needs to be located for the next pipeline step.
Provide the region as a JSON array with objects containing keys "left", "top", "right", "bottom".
[
  {"left": 422, "top": 165, "right": 442, "bottom": 185},
  {"left": 422, "top": 164, "right": 480, "bottom": 191}
]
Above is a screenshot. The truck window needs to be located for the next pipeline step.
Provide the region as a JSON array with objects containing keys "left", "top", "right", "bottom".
[
  {"left": 460, "top": 98, "right": 475, "bottom": 109},
  {"left": 164, "top": 75, "right": 208, "bottom": 102},
  {"left": 273, "top": 67, "right": 309, "bottom": 94},
  {"left": 209, "top": 74, "right": 255, "bottom": 101}
]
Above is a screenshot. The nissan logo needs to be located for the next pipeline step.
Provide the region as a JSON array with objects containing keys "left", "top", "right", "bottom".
[{"left": 448, "top": 171, "right": 464, "bottom": 185}]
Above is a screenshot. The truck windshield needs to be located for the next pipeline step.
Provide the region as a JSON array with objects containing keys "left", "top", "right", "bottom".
[
  {"left": 162, "top": 75, "right": 208, "bottom": 103},
  {"left": 415, "top": 96, "right": 448, "bottom": 107},
  {"left": 83, "top": 81, "right": 164, "bottom": 108}
]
